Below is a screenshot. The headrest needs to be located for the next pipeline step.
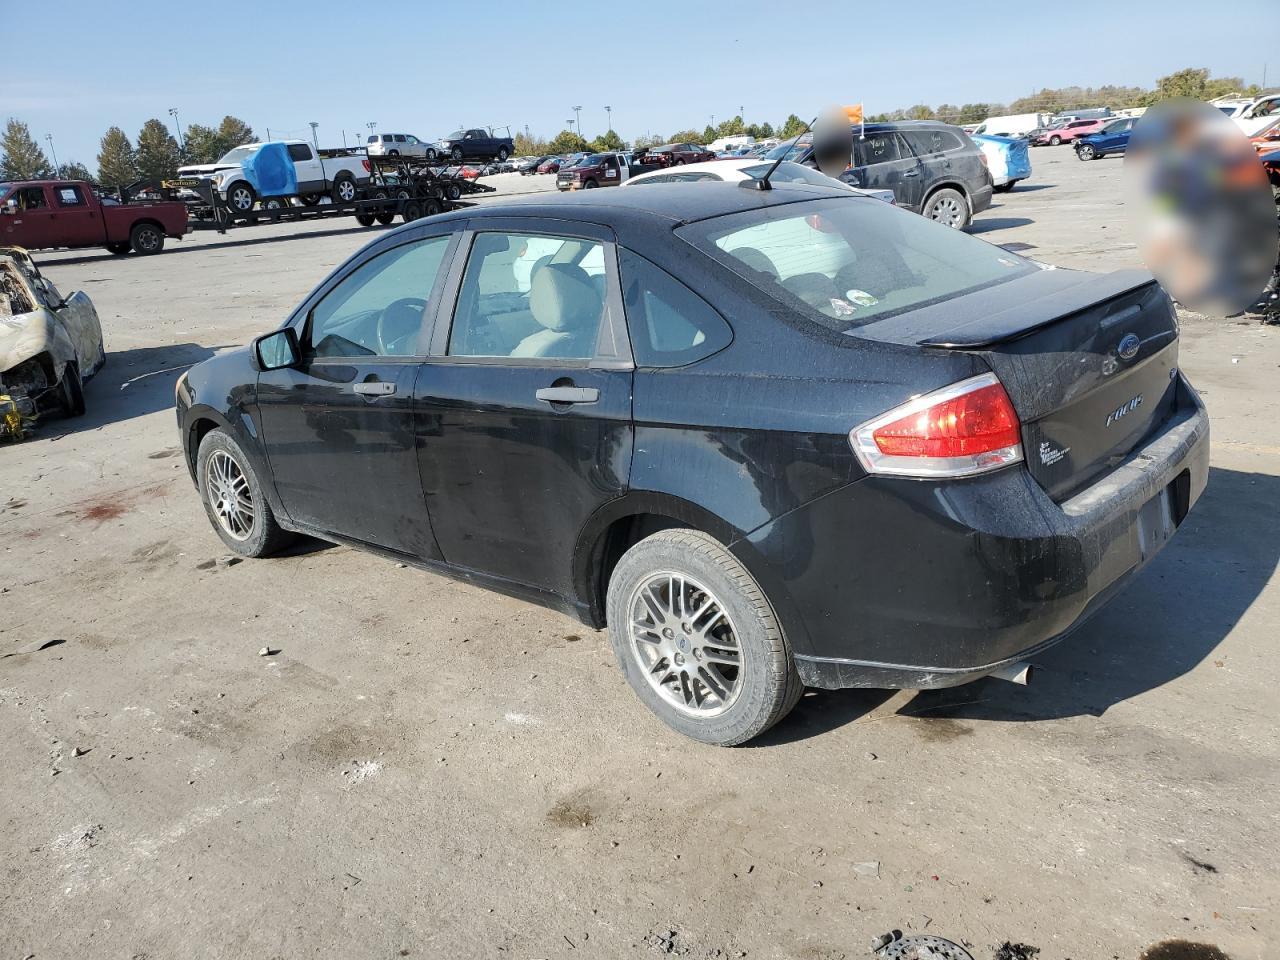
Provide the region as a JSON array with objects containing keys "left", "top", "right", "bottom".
[{"left": 529, "top": 263, "right": 601, "bottom": 332}]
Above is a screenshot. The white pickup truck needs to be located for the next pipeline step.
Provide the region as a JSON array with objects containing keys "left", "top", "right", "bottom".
[{"left": 176, "top": 140, "right": 370, "bottom": 212}]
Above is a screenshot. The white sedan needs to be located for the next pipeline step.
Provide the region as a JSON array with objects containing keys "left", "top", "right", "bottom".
[{"left": 624, "top": 158, "right": 895, "bottom": 203}]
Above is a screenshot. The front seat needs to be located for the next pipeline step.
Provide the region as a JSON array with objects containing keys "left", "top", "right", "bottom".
[{"left": 511, "top": 263, "right": 602, "bottom": 358}]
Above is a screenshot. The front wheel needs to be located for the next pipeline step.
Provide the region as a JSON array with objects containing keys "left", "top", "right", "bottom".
[
  {"left": 922, "top": 187, "right": 970, "bottom": 229},
  {"left": 129, "top": 222, "right": 165, "bottom": 254},
  {"left": 583, "top": 178, "right": 599, "bottom": 188},
  {"left": 1076, "top": 144, "right": 1097, "bottom": 161},
  {"left": 197, "top": 429, "right": 294, "bottom": 557},
  {"left": 59, "top": 364, "right": 85, "bottom": 417},
  {"left": 1049, "top": 135, "right": 1062, "bottom": 146},
  {"left": 606, "top": 529, "right": 803, "bottom": 746},
  {"left": 226, "top": 182, "right": 256, "bottom": 213}
]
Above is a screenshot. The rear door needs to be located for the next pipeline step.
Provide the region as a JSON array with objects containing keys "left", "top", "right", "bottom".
[
  {"left": 256, "top": 228, "right": 459, "bottom": 557},
  {"left": 415, "top": 218, "right": 634, "bottom": 597},
  {"left": 48, "top": 184, "right": 103, "bottom": 247}
]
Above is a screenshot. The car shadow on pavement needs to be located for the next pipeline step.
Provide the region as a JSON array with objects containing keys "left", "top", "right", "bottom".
[
  {"left": 34, "top": 225, "right": 373, "bottom": 268},
  {"left": 904, "top": 465, "right": 1279, "bottom": 724},
  {"left": 1006, "top": 183, "right": 1056, "bottom": 192},
  {"left": 967, "top": 217, "right": 1035, "bottom": 234},
  {"left": 27, "top": 342, "right": 220, "bottom": 442},
  {"left": 751, "top": 688, "right": 898, "bottom": 747}
]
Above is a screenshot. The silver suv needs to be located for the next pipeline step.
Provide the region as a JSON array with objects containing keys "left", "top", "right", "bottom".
[{"left": 365, "top": 133, "right": 434, "bottom": 159}]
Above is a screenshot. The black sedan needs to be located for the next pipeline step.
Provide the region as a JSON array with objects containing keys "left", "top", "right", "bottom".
[{"left": 176, "top": 183, "right": 1209, "bottom": 745}]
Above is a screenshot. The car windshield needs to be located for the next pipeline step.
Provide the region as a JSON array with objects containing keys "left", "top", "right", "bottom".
[
  {"left": 446, "top": 131, "right": 464, "bottom": 140},
  {"left": 1100, "top": 120, "right": 1125, "bottom": 133},
  {"left": 763, "top": 138, "right": 811, "bottom": 162},
  {"left": 217, "top": 145, "right": 259, "bottom": 164},
  {"left": 740, "top": 162, "right": 845, "bottom": 187},
  {"left": 577, "top": 154, "right": 608, "bottom": 165},
  {"left": 677, "top": 196, "right": 1038, "bottom": 333}
]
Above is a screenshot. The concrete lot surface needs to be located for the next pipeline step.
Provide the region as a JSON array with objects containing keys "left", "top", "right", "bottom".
[{"left": 2, "top": 153, "right": 1277, "bottom": 959}]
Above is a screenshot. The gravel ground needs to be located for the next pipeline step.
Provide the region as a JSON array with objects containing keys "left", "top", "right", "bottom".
[{"left": 2, "top": 152, "right": 1277, "bottom": 960}]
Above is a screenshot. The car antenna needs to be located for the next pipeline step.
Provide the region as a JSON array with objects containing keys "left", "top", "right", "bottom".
[{"left": 741, "top": 116, "right": 816, "bottom": 191}]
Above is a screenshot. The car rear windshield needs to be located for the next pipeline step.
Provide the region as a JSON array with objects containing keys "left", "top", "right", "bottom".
[
  {"left": 740, "top": 162, "right": 845, "bottom": 188},
  {"left": 677, "top": 197, "right": 1038, "bottom": 333}
]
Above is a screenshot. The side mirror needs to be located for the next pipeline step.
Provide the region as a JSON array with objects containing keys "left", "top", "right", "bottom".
[
  {"left": 1, "top": 199, "right": 16, "bottom": 215},
  {"left": 254, "top": 327, "right": 300, "bottom": 371}
]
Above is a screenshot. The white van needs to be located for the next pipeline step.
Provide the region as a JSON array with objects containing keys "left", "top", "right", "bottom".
[{"left": 971, "top": 113, "right": 1047, "bottom": 138}]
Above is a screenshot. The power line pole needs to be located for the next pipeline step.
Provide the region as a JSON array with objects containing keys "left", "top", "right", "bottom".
[{"left": 573, "top": 105, "right": 583, "bottom": 136}]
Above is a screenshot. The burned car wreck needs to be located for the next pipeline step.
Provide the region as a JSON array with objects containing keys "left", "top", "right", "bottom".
[{"left": 0, "top": 246, "right": 104, "bottom": 439}]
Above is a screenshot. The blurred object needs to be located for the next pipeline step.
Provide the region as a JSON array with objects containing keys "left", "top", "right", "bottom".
[
  {"left": 0, "top": 393, "right": 36, "bottom": 441},
  {"left": 971, "top": 134, "right": 1031, "bottom": 192},
  {"left": 1125, "top": 99, "right": 1278, "bottom": 316},
  {"left": 813, "top": 106, "right": 856, "bottom": 178}
]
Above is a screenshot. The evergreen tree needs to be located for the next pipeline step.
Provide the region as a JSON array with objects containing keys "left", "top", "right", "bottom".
[
  {"left": 216, "top": 115, "right": 255, "bottom": 153},
  {"left": 97, "top": 126, "right": 138, "bottom": 188},
  {"left": 135, "top": 119, "right": 181, "bottom": 181},
  {"left": 60, "top": 161, "right": 95, "bottom": 183},
  {"left": 183, "top": 123, "right": 222, "bottom": 163},
  {"left": 779, "top": 115, "right": 807, "bottom": 138},
  {"left": 0, "top": 118, "right": 52, "bottom": 179}
]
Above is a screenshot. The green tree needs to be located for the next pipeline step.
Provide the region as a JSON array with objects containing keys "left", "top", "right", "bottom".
[
  {"left": 701, "top": 124, "right": 717, "bottom": 143},
  {"left": 513, "top": 132, "right": 549, "bottom": 156},
  {"left": 668, "top": 129, "right": 703, "bottom": 144},
  {"left": 60, "top": 161, "right": 95, "bottom": 183},
  {"left": 905, "top": 104, "right": 936, "bottom": 120},
  {"left": 716, "top": 115, "right": 746, "bottom": 138},
  {"left": 779, "top": 114, "right": 807, "bottom": 138},
  {"left": 956, "top": 103, "right": 992, "bottom": 124},
  {"left": 215, "top": 115, "right": 255, "bottom": 153},
  {"left": 135, "top": 119, "right": 181, "bottom": 181},
  {"left": 182, "top": 123, "right": 222, "bottom": 163},
  {"left": 632, "top": 133, "right": 664, "bottom": 150},
  {"left": 588, "top": 130, "right": 625, "bottom": 152},
  {"left": 97, "top": 126, "right": 138, "bottom": 188},
  {"left": 1, "top": 118, "right": 52, "bottom": 179},
  {"left": 546, "top": 129, "right": 589, "bottom": 154}
]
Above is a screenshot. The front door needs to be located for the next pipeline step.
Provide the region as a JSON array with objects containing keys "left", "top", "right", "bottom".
[
  {"left": 415, "top": 221, "right": 633, "bottom": 598},
  {"left": 256, "top": 231, "right": 457, "bottom": 558},
  {"left": 847, "top": 132, "right": 924, "bottom": 211},
  {"left": 1, "top": 185, "right": 59, "bottom": 249}
]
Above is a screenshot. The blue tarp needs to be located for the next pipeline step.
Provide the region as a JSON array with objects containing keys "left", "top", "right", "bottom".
[
  {"left": 239, "top": 142, "right": 297, "bottom": 197},
  {"left": 972, "top": 134, "right": 1031, "bottom": 185}
]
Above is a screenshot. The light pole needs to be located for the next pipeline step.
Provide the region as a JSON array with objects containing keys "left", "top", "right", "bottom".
[
  {"left": 567, "top": 119, "right": 575, "bottom": 136},
  {"left": 366, "top": 121, "right": 377, "bottom": 136},
  {"left": 573, "top": 105, "right": 582, "bottom": 136},
  {"left": 309, "top": 122, "right": 319, "bottom": 150},
  {"left": 168, "top": 107, "right": 185, "bottom": 153},
  {"left": 605, "top": 105, "right": 612, "bottom": 133},
  {"left": 44, "top": 134, "right": 59, "bottom": 178}
]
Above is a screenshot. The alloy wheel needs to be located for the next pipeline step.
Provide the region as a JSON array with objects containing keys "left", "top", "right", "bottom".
[
  {"left": 929, "top": 196, "right": 964, "bottom": 227},
  {"left": 628, "top": 572, "right": 743, "bottom": 717},
  {"left": 205, "top": 450, "right": 255, "bottom": 541}
]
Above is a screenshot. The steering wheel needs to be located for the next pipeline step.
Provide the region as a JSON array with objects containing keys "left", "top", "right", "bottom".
[{"left": 376, "top": 297, "right": 428, "bottom": 355}]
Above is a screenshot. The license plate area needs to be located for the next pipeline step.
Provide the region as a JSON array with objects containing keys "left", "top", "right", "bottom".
[{"left": 1135, "top": 485, "right": 1175, "bottom": 562}]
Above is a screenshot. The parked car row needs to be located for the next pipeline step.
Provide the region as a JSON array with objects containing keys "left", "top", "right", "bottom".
[{"left": 365, "top": 128, "right": 515, "bottom": 163}]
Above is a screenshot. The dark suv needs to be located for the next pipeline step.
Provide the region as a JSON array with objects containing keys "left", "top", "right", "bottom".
[{"left": 767, "top": 121, "right": 993, "bottom": 228}]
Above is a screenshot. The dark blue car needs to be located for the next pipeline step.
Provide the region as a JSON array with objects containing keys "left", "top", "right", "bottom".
[{"left": 1075, "top": 117, "right": 1137, "bottom": 161}]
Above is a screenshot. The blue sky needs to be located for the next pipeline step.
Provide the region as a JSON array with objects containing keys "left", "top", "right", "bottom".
[{"left": 6, "top": 0, "right": 1276, "bottom": 167}]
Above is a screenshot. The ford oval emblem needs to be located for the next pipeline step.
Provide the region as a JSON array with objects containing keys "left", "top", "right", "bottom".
[{"left": 1117, "top": 333, "right": 1141, "bottom": 361}]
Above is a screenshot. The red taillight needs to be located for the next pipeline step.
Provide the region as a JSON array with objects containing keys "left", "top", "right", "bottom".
[
  {"left": 850, "top": 374, "right": 1024, "bottom": 478},
  {"left": 362, "top": 159, "right": 371, "bottom": 172}
]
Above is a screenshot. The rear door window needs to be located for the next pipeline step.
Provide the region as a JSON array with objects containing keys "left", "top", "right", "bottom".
[
  {"left": 287, "top": 143, "right": 313, "bottom": 162},
  {"left": 55, "top": 185, "right": 87, "bottom": 207},
  {"left": 619, "top": 248, "right": 731, "bottom": 366}
]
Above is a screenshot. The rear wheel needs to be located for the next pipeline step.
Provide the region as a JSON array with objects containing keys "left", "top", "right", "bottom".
[
  {"left": 387, "top": 149, "right": 400, "bottom": 156},
  {"left": 422, "top": 198, "right": 442, "bottom": 217},
  {"left": 331, "top": 175, "right": 357, "bottom": 204},
  {"left": 355, "top": 212, "right": 377, "bottom": 227},
  {"left": 451, "top": 146, "right": 464, "bottom": 163},
  {"left": 446, "top": 183, "right": 461, "bottom": 201},
  {"left": 375, "top": 210, "right": 396, "bottom": 225},
  {"left": 106, "top": 241, "right": 131, "bottom": 255},
  {"left": 300, "top": 193, "right": 322, "bottom": 206},
  {"left": 261, "top": 197, "right": 288, "bottom": 211},
  {"left": 401, "top": 200, "right": 423, "bottom": 222},
  {"left": 425, "top": 148, "right": 439, "bottom": 162},
  {"left": 497, "top": 146, "right": 509, "bottom": 161},
  {"left": 606, "top": 529, "right": 803, "bottom": 746},
  {"left": 923, "top": 187, "right": 969, "bottom": 229},
  {"left": 197, "top": 429, "right": 294, "bottom": 558},
  {"left": 59, "top": 364, "right": 85, "bottom": 417},
  {"left": 129, "top": 222, "right": 165, "bottom": 254}
]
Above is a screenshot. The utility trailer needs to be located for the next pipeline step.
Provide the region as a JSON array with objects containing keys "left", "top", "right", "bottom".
[{"left": 136, "top": 154, "right": 495, "bottom": 235}]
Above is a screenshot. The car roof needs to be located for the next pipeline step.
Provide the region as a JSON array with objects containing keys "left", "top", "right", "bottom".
[{"left": 431, "top": 180, "right": 858, "bottom": 228}]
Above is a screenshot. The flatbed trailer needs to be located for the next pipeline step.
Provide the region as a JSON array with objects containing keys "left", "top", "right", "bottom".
[{"left": 136, "top": 152, "right": 496, "bottom": 235}]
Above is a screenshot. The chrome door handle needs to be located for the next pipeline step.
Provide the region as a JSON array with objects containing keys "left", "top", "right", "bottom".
[
  {"left": 353, "top": 381, "right": 396, "bottom": 397},
  {"left": 903, "top": 170, "right": 920, "bottom": 177},
  {"left": 536, "top": 386, "right": 599, "bottom": 404}
]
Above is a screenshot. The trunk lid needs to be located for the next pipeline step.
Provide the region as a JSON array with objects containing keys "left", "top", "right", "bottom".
[{"left": 854, "top": 268, "right": 1181, "bottom": 501}]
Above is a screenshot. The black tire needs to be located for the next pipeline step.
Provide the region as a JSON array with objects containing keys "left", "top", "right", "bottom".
[
  {"left": 129, "top": 222, "right": 165, "bottom": 255},
  {"left": 422, "top": 198, "right": 442, "bottom": 217},
  {"left": 450, "top": 146, "right": 464, "bottom": 163},
  {"left": 1076, "top": 143, "right": 1096, "bottom": 161},
  {"left": 992, "top": 182, "right": 1014, "bottom": 193},
  {"left": 387, "top": 149, "right": 400, "bottom": 156},
  {"left": 226, "top": 181, "right": 256, "bottom": 213},
  {"left": 446, "top": 183, "right": 461, "bottom": 201},
  {"left": 401, "top": 200, "right": 423, "bottom": 223},
  {"left": 59, "top": 364, "right": 85, "bottom": 417},
  {"left": 106, "top": 241, "right": 131, "bottom": 255},
  {"left": 331, "top": 174, "right": 357, "bottom": 204},
  {"left": 196, "top": 429, "right": 294, "bottom": 558},
  {"left": 425, "top": 148, "right": 438, "bottom": 162},
  {"left": 300, "top": 194, "right": 322, "bottom": 206},
  {"left": 262, "top": 197, "right": 288, "bottom": 211},
  {"left": 922, "top": 187, "right": 970, "bottom": 229},
  {"left": 1049, "top": 135, "right": 1062, "bottom": 146},
  {"left": 583, "top": 178, "right": 599, "bottom": 188},
  {"left": 606, "top": 529, "right": 803, "bottom": 746},
  {"left": 497, "top": 147, "right": 509, "bottom": 161},
  {"left": 375, "top": 211, "right": 396, "bottom": 225},
  {"left": 355, "top": 212, "right": 377, "bottom": 227}
]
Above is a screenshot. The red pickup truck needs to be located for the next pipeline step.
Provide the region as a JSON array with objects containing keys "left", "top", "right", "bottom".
[{"left": 0, "top": 180, "right": 189, "bottom": 255}]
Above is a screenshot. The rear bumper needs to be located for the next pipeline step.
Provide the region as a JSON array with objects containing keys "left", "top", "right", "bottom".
[
  {"left": 740, "top": 373, "right": 1209, "bottom": 690},
  {"left": 970, "top": 182, "right": 994, "bottom": 215}
]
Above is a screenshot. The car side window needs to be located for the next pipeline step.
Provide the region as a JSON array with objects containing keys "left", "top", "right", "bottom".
[
  {"left": 306, "top": 237, "right": 451, "bottom": 359},
  {"left": 619, "top": 248, "right": 731, "bottom": 367},
  {"left": 15, "top": 187, "right": 48, "bottom": 210},
  {"left": 856, "top": 133, "right": 903, "bottom": 166},
  {"left": 287, "top": 143, "right": 313, "bottom": 162},
  {"left": 448, "top": 232, "right": 609, "bottom": 361},
  {"left": 55, "top": 185, "right": 86, "bottom": 207}
]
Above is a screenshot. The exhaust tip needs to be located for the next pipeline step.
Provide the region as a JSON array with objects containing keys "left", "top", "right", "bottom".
[{"left": 988, "top": 661, "right": 1033, "bottom": 686}]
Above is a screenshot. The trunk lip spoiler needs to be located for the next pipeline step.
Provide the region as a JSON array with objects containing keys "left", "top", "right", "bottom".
[{"left": 850, "top": 268, "right": 1160, "bottom": 350}]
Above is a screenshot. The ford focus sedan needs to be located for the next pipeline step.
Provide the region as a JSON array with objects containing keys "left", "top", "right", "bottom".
[{"left": 176, "top": 183, "right": 1209, "bottom": 745}]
